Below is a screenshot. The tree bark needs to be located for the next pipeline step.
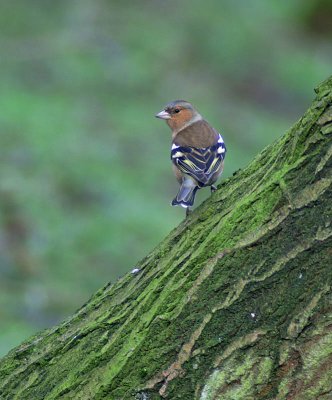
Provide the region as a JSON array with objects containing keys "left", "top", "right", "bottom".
[{"left": 1, "top": 77, "right": 332, "bottom": 400}]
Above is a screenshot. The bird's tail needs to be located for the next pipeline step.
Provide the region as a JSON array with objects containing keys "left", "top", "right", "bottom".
[{"left": 171, "top": 180, "right": 198, "bottom": 208}]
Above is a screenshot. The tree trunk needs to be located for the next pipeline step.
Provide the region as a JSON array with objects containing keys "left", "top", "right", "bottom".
[{"left": 1, "top": 77, "right": 332, "bottom": 400}]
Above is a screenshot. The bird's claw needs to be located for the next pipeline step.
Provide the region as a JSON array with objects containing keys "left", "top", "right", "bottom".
[
  {"left": 186, "top": 208, "right": 192, "bottom": 218},
  {"left": 210, "top": 185, "right": 217, "bottom": 193}
]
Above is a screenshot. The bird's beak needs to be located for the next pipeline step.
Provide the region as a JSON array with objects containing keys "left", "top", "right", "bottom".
[{"left": 155, "top": 110, "right": 171, "bottom": 120}]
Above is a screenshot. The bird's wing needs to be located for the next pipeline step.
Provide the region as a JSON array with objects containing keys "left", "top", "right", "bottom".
[{"left": 171, "top": 134, "right": 226, "bottom": 187}]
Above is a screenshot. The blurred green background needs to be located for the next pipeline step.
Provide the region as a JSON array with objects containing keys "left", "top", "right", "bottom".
[{"left": 0, "top": 0, "right": 331, "bottom": 357}]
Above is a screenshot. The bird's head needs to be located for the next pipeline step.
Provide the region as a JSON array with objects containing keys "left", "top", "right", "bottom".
[{"left": 155, "top": 100, "right": 201, "bottom": 132}]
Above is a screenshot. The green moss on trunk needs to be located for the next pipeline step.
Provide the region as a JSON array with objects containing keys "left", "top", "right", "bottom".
[{"left": 0, "top": 77, "right": 332, "bottom": 400}]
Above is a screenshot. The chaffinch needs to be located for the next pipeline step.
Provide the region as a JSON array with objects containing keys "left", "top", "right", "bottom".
[{"left": 156, "top": 100, "right": 226, "bottom": 215}]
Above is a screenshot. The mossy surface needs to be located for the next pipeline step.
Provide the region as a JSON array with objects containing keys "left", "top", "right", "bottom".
[{"left": 0, "top": 77, "right": 332, "bottom": 399}]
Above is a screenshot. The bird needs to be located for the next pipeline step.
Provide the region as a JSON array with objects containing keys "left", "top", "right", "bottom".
[{"left": 155, "top": 100, "right": 226, "bottom": 216}]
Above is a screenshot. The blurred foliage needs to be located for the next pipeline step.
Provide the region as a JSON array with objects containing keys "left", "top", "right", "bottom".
[{"left": 0, "top": 0, "right": 331, "bottom": 357}]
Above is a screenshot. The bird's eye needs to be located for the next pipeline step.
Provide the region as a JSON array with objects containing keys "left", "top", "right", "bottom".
[{"left": 174, "top": 108, "right": 180, "bottom": 113}]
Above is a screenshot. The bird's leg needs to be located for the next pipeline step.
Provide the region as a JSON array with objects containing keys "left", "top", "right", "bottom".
[
  {"left": 186, "top": 208, "right": 192, "bottom": 218},
  {"left": 210, "top": 185, "right": 217, "bottom": 193}
]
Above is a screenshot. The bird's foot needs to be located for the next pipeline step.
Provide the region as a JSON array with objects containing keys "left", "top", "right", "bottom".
[
  {"left": 210, "top": 185, "right": 217, "bottom": 193},
  {"left": 186, "top": 208, "right": 192, "bottom": 218}
]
